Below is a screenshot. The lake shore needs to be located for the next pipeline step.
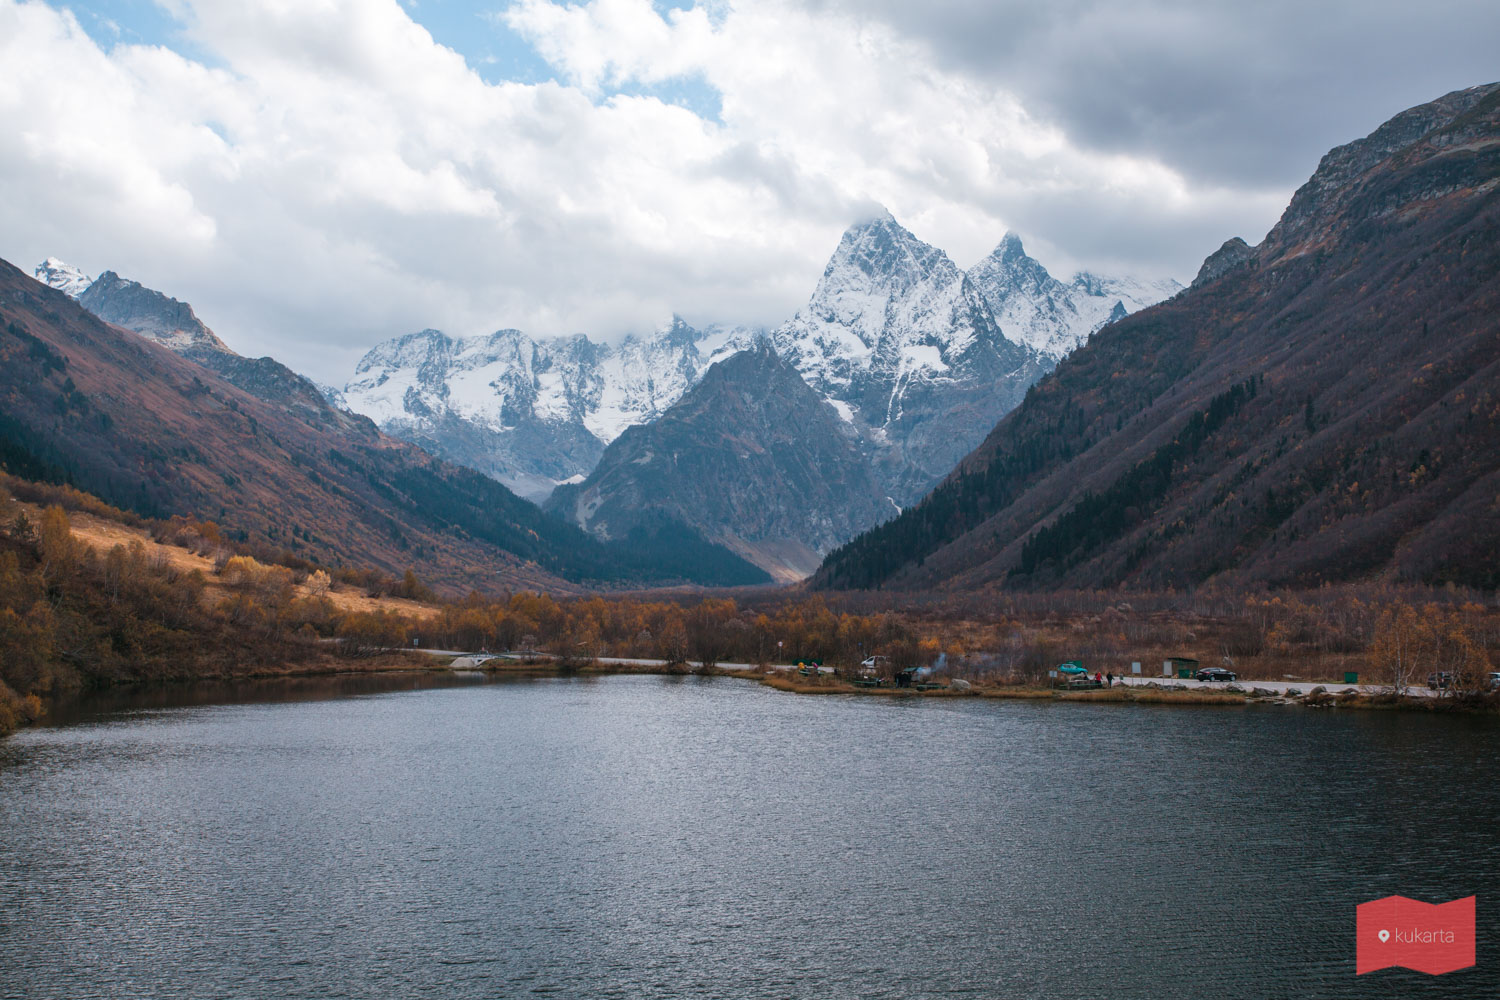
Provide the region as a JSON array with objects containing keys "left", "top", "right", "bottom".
[
  {"left": 454, "top": 654, "right": 1499, "bottom": 715},
  {"left": 742, "top": 668, "right": 1500, "bottom": 712},
  {"left": 9, "top": 649, "right": 1498, "bottom": 740}
]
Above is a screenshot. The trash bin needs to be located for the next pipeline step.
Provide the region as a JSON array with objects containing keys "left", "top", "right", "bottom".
[
  {"left": 1178, "top": 668, "right": 1194, "bottom": 679},
  {"left": 1344, "top": 671, "right": 1358, "bottom": 684}
]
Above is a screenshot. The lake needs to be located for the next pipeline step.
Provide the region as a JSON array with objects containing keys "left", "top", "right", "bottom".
[{"left": 1, "top": 673, "right": 1496, "bottom": 998}]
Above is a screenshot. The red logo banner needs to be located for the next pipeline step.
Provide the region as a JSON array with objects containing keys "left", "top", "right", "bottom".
[{"left": 1356, "top": 895, "right": 1476, "bottom": 975}]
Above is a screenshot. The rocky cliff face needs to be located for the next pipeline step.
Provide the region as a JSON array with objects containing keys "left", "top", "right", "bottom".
[
  {"left": 967, "top": 232, "right": 1180, "bottom": 358},
  {"left": 36, "top": 262, "right": 347, "bottom": 430},
  {"left": 77, "top": 272, "right": 231, "bottom": 355},
  {"left": 1191, "top": 237, "right": 1256, "bottom": 288},
  {"left": 1261, "top": 83, "right": 1500, "bottom": 263},
  {"left": 547, "top": 343, "right": 894, "bottom": 581}
]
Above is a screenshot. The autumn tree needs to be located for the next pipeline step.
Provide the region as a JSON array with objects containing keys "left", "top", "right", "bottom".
[
  {"left": 395, "top": 568, "right": 435, "bottom": 602},
  {"left": 0, "top": 550, "right": 38, "bottom": 611},
  {"left": 37, "top": 505, "right": 78, "bottom": 586},
  {"left": 0, "top": 602, "right": 58, "bottom": 696},
  {"left": 1370, "top": 604, "right": 1424, "bottom": 693},
  {"left": 1426, "top": 608, "right": 1490, "bottom": 695},
  {"left": 658, "top": 617, "right": 690, "bottom": 666},
  {"left": 687, "top": 598, "right": 736, "bottom": 669},
  {"left": 336, "top": 610, "right": 411, "bottom": 656}
]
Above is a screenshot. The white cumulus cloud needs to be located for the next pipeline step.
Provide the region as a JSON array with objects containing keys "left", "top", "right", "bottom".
[{"left": 1, "top": 0, "right": 1299, "bottom": 380}]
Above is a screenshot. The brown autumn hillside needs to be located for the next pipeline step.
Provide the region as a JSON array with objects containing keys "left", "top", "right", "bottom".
[
  {"left": 814, "top": 82, "right": 1500, "bottom": 592},
  {"left": 0, "top": 264, "right": 768, "bottom": 592}
]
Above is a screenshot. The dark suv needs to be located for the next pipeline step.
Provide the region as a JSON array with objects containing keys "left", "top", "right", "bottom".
[{"left": 1195, "top": 667, "right": 1237, "bottom": 682}]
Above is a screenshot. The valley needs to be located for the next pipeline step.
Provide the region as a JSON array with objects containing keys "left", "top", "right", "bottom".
[
  {"left": 0, "top": 261, "right": 771, "bottom": 592},
  {"left": 3, "top": 82, "right": 1498, "bottom": 736},
  {"left": 34, "top": 218, "right": 1176, "bottom": 582},
  {"left": 3, "top": 469, "right": 1495, "bottom": 745},
  {"left": 5, "top": 5, "right": 1498, "bottom": 999}
]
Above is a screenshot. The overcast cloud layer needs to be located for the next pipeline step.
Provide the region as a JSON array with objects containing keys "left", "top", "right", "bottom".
[{"left": 1, "top": 0, "right": 1495, "bottom": 380}]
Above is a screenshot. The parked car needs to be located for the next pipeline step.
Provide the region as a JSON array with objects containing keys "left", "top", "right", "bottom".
[
  {"left": 1195, "top": 667, "right": 1237, "bottom": 682},
  {"left": 859, "top": 655, "right": 891, "bottom": 671},
  {"left": 1489, "top": 672, "right": 1500, "bottom": 691},
  {"left": 1427, "top": 671, "right": 1452, "bottom": 690}
]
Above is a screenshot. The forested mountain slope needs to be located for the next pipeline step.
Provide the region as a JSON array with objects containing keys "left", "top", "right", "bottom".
[{"left": 814, "top": 83, "right": 1500, "bottom": 592}]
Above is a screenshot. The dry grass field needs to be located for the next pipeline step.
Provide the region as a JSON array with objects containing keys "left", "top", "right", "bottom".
[{"left": 12, "top": 496, "right": 441, "bottom": 622}]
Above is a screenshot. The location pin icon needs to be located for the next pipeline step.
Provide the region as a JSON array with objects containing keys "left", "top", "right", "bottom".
[{"left": 1378, "top": 929, "right": 1390, "bottom": 943}]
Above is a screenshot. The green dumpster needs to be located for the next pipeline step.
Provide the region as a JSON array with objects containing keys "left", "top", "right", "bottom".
[
  {"left": 1178, "top": 668, "right": 1194, "bottom": 679},
  {"left": 1344, "top": 671, "right": 1358, "bottom": 684}
]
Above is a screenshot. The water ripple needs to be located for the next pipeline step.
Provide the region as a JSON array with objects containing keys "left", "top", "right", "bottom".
[{"left": 1, "top": 675, "right": 1496, "bottom": 999}]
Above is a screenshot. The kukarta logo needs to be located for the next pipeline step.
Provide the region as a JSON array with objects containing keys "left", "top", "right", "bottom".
[{"left": 1356, "top": 895, "right": 1476, "bottom": 975}]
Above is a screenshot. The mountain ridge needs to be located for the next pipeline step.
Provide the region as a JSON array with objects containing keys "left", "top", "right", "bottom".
[
  {"left": 1, "top": 260, "right": 770, "bottom": 591},
  {"left": 813, "top": 82, "right": 1500, "bottom": 593},
  {"left": 36, "top": 261, "right": 356, "bottom": 433},
  {"left": 546, "top": 342, "right": 895, "bottom": 581},
  {"left": 340, "top": 318, "right": 742, "bottom": 500},
  {"left": 967, "top": 232, "right": 1181, "bottom": 359},
  {"left": 332, "top": 220, "right": 1177, "bottom": 506}
]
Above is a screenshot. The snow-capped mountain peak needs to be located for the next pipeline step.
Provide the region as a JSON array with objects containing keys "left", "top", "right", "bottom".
[
  {"left": 760, "top": 218, "right": 1048, "bottom": 502},
  {"left": 334, "top": 215, "right": 1177, "bottom": 509},
  {"left": 805, "top": 214, "right": 964, "bottom": 345},
  {"left": 773, "top": 216, "right": 1024, "bottom": 403},
  {"left": 967, "top": 232, "right": 1181, "bottom": 359},
  {"left": 34, "top": 257, "right": 93, "bottom": 298}
]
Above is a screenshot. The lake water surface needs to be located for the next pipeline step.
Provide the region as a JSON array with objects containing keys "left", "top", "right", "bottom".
[{"left": 2, "top": 673, "right": 1497, "bottom": 998}]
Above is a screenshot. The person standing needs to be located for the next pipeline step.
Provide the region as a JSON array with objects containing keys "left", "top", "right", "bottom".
[{"left": 1107, "top": 671, "right": 1114, "bottom": 687}]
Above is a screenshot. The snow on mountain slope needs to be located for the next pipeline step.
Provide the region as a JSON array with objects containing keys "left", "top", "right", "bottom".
[
  {"left": 34, "top": 257, "right": 93, "bottom": 298},
  {"left": 337, "top": 217, "right": 1177, "bottom": 507},
  {"left": 767, "top": 214, "right": 1047, "bottom": 504},
  {"left": 967, "top": 233, "right": 1182, "bottom": 359},
  {"left": 342, "top": 317, "right": 752, "bottom": 500},
  {"left": 771, "top": 211, "right": 993, "bottom": 392}
]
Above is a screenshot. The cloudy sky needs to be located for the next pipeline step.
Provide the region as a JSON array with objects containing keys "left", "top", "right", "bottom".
[{"left": 2, "top": 0, "right": 1496, "bottom": 380}]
